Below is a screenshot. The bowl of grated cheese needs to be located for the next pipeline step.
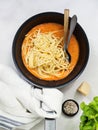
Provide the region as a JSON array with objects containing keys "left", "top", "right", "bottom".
[{"left": 12, "top": 12, "right": 89, "bottom": 88}]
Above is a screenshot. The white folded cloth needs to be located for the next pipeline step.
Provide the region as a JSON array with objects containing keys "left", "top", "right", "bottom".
[{"left": 0, "top": 64, "right": 63, "bottom": 130}]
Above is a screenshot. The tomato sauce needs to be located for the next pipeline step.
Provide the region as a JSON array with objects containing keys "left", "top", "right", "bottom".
[{"left": 22, "top": 23, "right": 79, "bottom": 81}]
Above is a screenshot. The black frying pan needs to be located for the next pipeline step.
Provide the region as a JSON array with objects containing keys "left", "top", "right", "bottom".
[
  {"left": 12, "top": 12, "right": 89, "bottom": 89},
  {"left": 12, "top": 12, "right": 89, "bottom": 130}
]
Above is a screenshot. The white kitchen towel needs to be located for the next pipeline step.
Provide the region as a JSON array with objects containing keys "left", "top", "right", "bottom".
[{"left": 0, "top": 64, "right": 63, "bottom": 130}]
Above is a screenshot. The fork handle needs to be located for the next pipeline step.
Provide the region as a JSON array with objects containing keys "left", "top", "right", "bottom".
[{"left": 64, "top": 9, "right": 69, "bottom": 42}]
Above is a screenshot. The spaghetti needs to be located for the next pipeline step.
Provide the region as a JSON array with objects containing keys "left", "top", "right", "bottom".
[
  {"left": 22, "top": 23, "right": 79, "bottom": 81},
  {"left": 22, "top": 29, "right": 70, "bottom": 78}
]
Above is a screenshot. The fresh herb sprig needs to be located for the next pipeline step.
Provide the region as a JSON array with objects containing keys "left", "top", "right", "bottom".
[{"left": 80, "top": 96, "right": 98, "bottom": 130}]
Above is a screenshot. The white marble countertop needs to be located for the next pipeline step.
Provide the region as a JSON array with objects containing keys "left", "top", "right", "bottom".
[{"left": 0, "top": 0, "right": 98, "bottom": 130}]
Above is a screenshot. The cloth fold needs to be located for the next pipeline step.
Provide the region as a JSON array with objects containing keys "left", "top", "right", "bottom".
[{"left": 0, "top": 64, "right": 63, "bottom": 130}]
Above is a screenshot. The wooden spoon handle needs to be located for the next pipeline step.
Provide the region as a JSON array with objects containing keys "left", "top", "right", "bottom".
[{"left": 64, "top": 9, "right": 69, "bottom": 42}]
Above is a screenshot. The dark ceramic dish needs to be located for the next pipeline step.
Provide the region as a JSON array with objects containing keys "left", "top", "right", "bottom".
[
  {"left": 62, "top": 99, "right": 79, "bottom": 117},
  {"left": 12, "top": 12, "right": 89, "bottom": 88}
]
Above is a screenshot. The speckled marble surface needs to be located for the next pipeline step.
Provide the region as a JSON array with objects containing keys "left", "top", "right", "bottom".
[{"left": 0, "top": 0, "right": 98, "bottom": 130}]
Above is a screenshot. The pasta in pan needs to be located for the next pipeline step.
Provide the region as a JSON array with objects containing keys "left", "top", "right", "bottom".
[{"left": 22, "top": 23, "right": 79, "bottom": 81}]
